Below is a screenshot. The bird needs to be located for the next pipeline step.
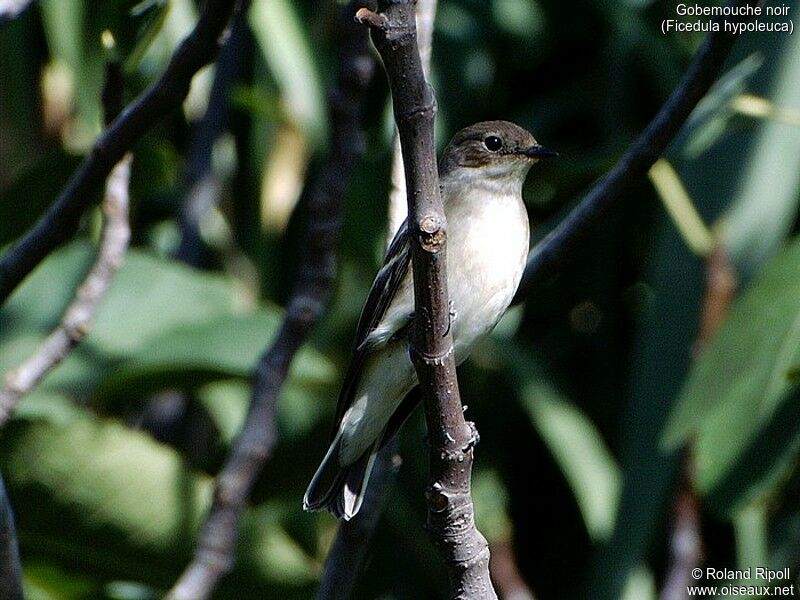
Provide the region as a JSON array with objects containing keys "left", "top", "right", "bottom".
[{"left": 303, "top": 120, "right": 556, "bottom": 520}]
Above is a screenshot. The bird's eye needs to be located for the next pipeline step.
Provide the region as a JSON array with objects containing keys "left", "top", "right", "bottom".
[{"left": 483, "top": 136, "right": 503, "bottom": 152}]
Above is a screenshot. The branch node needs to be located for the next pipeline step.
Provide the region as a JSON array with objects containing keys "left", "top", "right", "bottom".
[
  {"left": 426, "top": 483, "right": 450, "bottom": 513},
  {"left": 410, "top": 344, "right": 454, "bottom": 367},
  {"left": 354, "top": 7, "right": 387, "bottom": 30},
  {"left": 465, "top": 421, "right": 480, "bottom": 449},
  {"left": 417, "top": 215, "right": 446, "bottom": 253},
  {"left": 396, "top": 97, "right": 437, "bottom": 123}
]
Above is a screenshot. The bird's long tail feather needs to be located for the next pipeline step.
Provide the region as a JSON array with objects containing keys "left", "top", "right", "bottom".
[{"left": 303, "top": 432, "right": 381, "bottom": 521}]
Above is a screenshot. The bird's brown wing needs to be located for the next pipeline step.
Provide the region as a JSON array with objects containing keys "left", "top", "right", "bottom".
[{"left": 331, "top": 219, "right": 412, "bottom": 432}]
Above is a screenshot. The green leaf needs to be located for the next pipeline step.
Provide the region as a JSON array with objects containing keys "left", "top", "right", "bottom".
[
  {"left": 497, "top": 341, "right": 621, "bottom": 542},
  {"left": 734, "top": 503, "right": 769, "bottom": 580},
  {"left": 717, "top": 31, "right": 800, "bottom": 276},
  {"left": 619, "top": 566, "right": 657, "bottom": 600},
  {"left": 589, "top": 216, "right": 704, "bottom": 599},
  {"left": 2, "top": 243, "right": 334, "bottom": 436},
  {"left": 95, "top": 313, "right": 336, "bottom": 415},
  {"left": 118, "top": 0, "right": 170, "bottom": 73},
  {"left": 103, "top": 312, "right": 283, "bottom": 381},
  {"left": 471, "top": 468, "right": 512, "bottom": 542},
  {"left": 663, "top": 236, "right": 800, "bottom": 504},
  {"left": 195, "top": 380, "right": 249, "bottom": 445},
  {"left": 1, "top": 243, "right": 235, "bottom": 349},
  {"left": 86, "top": 251, "right": 237, "bottom": 356},
  {"left": 24, "top": 560, "right": 102, "bottom": 600},
  {"left": 681, "top": 53, "right": 763, "bottom": 158},
  {"left": 248, "top": 0, "right": 326, "bottom": 145},
  {"left": 3, "top": 409, "right": 213, "bottom": 575},
  {"left": 519, "top": 379, "right": 620, "bottom": 541},
  {"left": 699, "top": 386, "right": 800, "bottom": 514},
  {"left": 3, "top": 407, "right": 318, "bottom": 593}
]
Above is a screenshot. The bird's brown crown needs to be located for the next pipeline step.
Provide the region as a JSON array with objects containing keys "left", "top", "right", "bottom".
[{"left": 439, "top": 120, "right": 542, "bottom": 171}]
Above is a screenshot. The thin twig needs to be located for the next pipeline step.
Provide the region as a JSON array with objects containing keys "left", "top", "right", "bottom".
[
  {"left": 0, "top": 0, "right": 238, "bottom": 305},
  {"left": 513, "top": 0, "right": 760, "bottom": 303},
  {"left": 0, "top": 474, "right": 23, "bottom": 600},
  {"left": 175, "top": 0, "right": 253, "bottom": 267},
  {"left": 358, "top": 1, "right": 497, "bottom": 597},
  {"left": 659, "top": 461, "right": 703, "bottom": 600},
  {"left": 660, "top": 244, "right": 736, "bottom": 599},
  {"left": 0, "top": 154, "right": 132, "bottom": 428},
  {"left": 165, "top": 3, "right": 376, "bottom": 597}
]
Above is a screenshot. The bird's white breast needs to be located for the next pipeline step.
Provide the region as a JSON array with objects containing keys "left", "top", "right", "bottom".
[{"left": 443, "top": 178, "right": 530, "bottom": 362}]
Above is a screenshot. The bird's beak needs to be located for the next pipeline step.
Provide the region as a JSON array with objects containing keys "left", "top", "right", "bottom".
[{"left": 516, "top": 145, "right": 558, "bottom": 159}]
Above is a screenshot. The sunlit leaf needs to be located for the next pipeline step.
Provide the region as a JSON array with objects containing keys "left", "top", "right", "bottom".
[
  {"left": 716, "top": 32, "right": 800, "bottom": 276},
  {"left": 3, "top": 407, "right": 317, "bottom": 594},
  {"left": 95, "top": 313, "right": 335, "bottom": 411},
  {"left": 734, "top": 503, "right": 769, "bottom": 580},
  {"left": 663, "top": 236, "right": 800, "bottom": 502},
  {"left": 682, "top": 53, "right": 763, "bottom": 157},
  {"left": 248, "top": 0, "right": 326, "bottom": 145},
  {"left": 497, "top": 341, "right": 621, "bottom": 542},
  {"left": 700, "top": 385, "right": 800, "bottom": 515}
]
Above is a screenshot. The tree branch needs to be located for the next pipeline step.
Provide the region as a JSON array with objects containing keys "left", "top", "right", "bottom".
[
  {"left": 317, "top": 2, "right": 440, "bottom": 595},
  {"left": 175, "top": 0, "right": 253, "bottom": 267},
  {"left": 385, "top": 0, "right": 438, "bottom": 243},
  {"left": 513, "top": 0, "right": 760, "bottom": 303},
  {"left": 661, "top": 245, "right": 735, "bottom": 599},
  {"left": 0, "top": 474, "right": 23, "bottom": 600},
  {"left": 0, "top": 0, "right": 239, "bottom": 305},
  {"left": 357, "top": 1, "right": 497, "bottom": 597},
  {"left": 659, "top": 462, "right": 703, "bottom": 600},
  {"left": 0, "top": 153, "right": 132, "bottom": 428},
  {"left": 165, "top": 3, "right": 376, "bottom": 597}
]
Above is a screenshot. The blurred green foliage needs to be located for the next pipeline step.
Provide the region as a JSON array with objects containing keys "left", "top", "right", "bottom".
[{"left": 1, "top": 0, "right": 800, "bottom": 598}]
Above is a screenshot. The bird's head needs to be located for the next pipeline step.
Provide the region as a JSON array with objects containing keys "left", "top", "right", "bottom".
[{"left": 439, "top": 120, "right": 556, "bottom": 191}]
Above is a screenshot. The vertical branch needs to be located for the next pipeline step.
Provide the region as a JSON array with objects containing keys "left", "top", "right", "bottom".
[
  {"left": 165, "top": 3, "right": 376, "bottom": 597},
  {"left": 175, "top": 0, "right": 254, "bottom": 267},
  {"left": 0, "top": 475, "right": 23, "bottom": 600},
  {"left": 385, "top": 0, "right": 438, "bottom": 242},
  {"left": 357, "top": 1, "right": 497, "bottom": 597},
  {"left": 319, "top": 2, "right": 440, "bottom": 595},
  {"left": 660, "top": 245, "right": 736, "bottom": 599}
]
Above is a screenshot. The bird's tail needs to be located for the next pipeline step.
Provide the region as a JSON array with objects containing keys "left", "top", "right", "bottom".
[{"left": 303, "top": 431, "right": 380, "bottom": 521}]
